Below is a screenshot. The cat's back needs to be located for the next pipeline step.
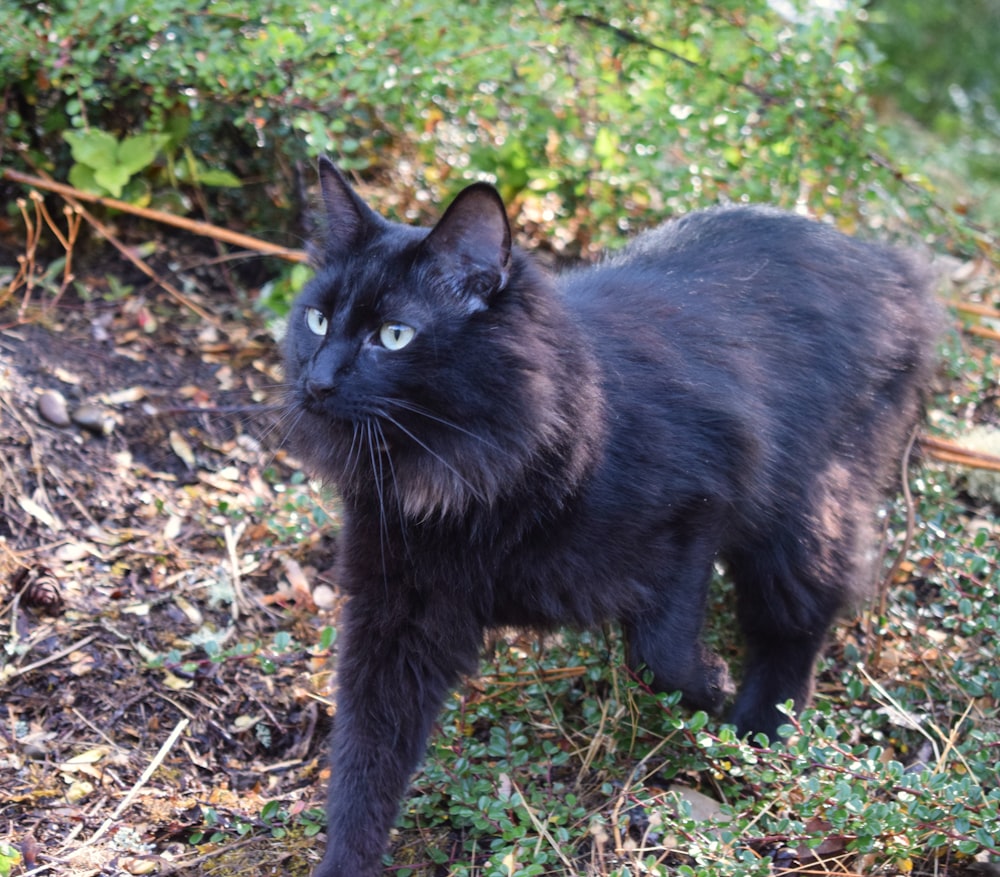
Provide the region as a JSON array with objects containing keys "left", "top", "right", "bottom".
[
  {"left": 566, "top": 204, "right": 918, "bottom": 306},
  {"left": 559, "top": 203, "right": 936, "bottom": 367},
  {"left": 607, "top": 203, "right": 801, "bottom": 261},
  {"left": 552, "top": 203, "right": 938, "bottom": 513}
]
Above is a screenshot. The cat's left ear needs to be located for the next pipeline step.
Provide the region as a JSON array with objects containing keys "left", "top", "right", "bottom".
[{"left": 422, "top": 183, "right": 512, "bottom": 303}]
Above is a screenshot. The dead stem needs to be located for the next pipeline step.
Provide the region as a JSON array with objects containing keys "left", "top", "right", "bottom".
[
  {"left": 921, "top": 434, "right": 1000, "bottom": 473},
  {"left": 2, "top": 167, "right": 307, "bottom": 263}
]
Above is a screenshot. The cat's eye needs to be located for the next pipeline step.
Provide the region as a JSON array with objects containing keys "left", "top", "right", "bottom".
[
  {"left": 378, "top": 322, "right": 416, "bottom": 351},
  {"left": 305, "top": 307, "right": 329, "bottom": 336}
]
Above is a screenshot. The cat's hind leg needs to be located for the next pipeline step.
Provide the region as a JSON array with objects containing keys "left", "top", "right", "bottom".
[{"left": 726, "top": 489, "right": 871, "bottom": 738}]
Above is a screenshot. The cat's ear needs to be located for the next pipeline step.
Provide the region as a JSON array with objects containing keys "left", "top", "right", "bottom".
[
  {"left": 422, "top": 183, "right": 512, "bottom": 302},
  {"left": 317, "top": 156, "right": 380, "bottom": 261}
]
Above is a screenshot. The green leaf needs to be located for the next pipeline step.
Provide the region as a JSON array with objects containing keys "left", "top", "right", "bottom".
[
  {"left": 67, "top": 162, "right": 102, "bottom": 195},
  {"left": 196, "top": 167, "right": 242, "bottom": 187},
  {"left": 117, "top": 133, "right": 168, "bottom": 176},
  {"left": 164, "top": 112, "right": 192, "bottom": 150},
  {"left": 273, "top": 630, "right": 291, "bottom": 651},
  {"left": 319, "top": 625, "right": 337, "bottom": 651},
  {"left": 63, "top": 128, "right": 118, "bottom": 169},
  {"left": 0, "top": 842, "right": 22, "bottom": 877},
  {"left": 94, "top": 163, "right": 132, "bottom": 198},
  {"left": 594, "top": 126, "right": 623, "bottom": 169}
]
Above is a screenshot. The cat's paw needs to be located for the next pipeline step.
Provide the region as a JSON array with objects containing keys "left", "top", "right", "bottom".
[{"left": 681, "top": 649, "right": 735, "bottom": 714}]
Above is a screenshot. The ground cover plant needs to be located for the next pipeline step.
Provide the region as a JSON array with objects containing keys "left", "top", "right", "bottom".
[{"left": 1, "top": 1, "right": 999, "bottom": 876}]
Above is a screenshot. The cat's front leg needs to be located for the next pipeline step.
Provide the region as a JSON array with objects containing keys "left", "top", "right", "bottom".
[
  {"left": 625, "top": 517, "right": 734, "bottom": 713},
  {"left": 312, "top": 592, "right": 480, "bottom": 877}
]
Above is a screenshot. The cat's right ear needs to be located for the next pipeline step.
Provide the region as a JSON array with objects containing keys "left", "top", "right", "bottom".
[{"left": 317, "top": 157, "right": 379, "bottom": 262}]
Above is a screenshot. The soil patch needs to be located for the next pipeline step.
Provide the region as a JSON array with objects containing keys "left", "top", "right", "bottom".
[{"left": 1, "top": 281, "right": 337, "bottom": 875}]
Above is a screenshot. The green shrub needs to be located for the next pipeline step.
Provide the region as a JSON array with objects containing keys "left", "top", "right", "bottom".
[{"left": 1, "top": 0, "right": 931, "bottom": 250}]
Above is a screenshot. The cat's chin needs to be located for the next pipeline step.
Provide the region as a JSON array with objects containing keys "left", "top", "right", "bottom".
[
  {"left": 287, "top": 410, "right": 494, "bottom": 520},
  {"left": 285, "top": 412, "right": 351, "bottom": 478},
  {"left": 368, "top": 444, "right": 504, "bottom": 521}
]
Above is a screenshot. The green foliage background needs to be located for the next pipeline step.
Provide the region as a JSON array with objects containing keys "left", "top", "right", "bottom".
[
  {"left": 2, "top": 1, "right": 999, "bottom": 876},
  {"left": 3, "top": 0, "right": 966, "bottom": 253},
  {"left": 865, "top": 0, "right": 1000, "bottom": 228},
  {"left": 867, "top": 0, "right": 1000, "bottom": 139}
]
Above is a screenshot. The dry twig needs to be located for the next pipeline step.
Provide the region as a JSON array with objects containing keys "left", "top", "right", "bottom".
[
  {"left": 950, "top": 299, "right": 1000, "bottom": 320},
  {"left": 74, "top": 717, "right": 191, "bottom": 850},
  {"left": 0, "top": 632, "right": 99, "bottom": 683},
  {"left": 921, "top": 434, "right": 1000, "bottom": 473},
  {"left": 2, "top": 168, "right": 307, "bottom": 263}
]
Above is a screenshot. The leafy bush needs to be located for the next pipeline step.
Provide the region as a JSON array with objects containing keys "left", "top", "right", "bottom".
[
  {"left": 1, "top": 0, "right": 934, "bottom": 252},
  {"left": 866, "top": 0, "right": 1000, "bottom": 140},
  {"left": 864, "top": 0, "right": 1000, "bottom": 230},
  {"left": 394, "top": 498, "right": 1000, "bottom": 876}
]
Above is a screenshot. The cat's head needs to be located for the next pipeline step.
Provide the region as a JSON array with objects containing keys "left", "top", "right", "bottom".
[{"left": 283, "top": 158, "right": 597, "bottom": 520}]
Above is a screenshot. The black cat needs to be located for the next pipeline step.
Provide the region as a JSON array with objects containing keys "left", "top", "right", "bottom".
[{"left": 283, "top": 157, "right": 939, "bottom": 877}]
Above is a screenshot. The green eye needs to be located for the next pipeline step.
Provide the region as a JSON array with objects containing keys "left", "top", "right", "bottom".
[
  {"left": 378, "top": 322, "right": 415, "bottom": 351},
  {"left": 305, "top": 307, "right": 328, "bottom": 336}
]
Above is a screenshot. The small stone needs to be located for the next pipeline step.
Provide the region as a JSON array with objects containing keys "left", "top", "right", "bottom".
[
  {"left": 55, "top": 541, "right": 94, "bottom": 562},
  {"left": 121, "top": 857, "right": 159, "bottom": 874},
  {"left": 65, "top": 778, "right": 94, "bottom": 804},
  {"left": 312, "top": 584, "right": 337, "bottom": 610},
  {"left": 38, "top": 389, "right": 71, "bottom": 427},
  {"left": 71, "top": 403, "right": 115, "bottom": 435}
]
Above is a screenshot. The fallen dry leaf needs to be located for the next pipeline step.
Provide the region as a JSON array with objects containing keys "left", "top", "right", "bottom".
[{"left": 169, "top": 429, "right": 196, "bottom": 469}]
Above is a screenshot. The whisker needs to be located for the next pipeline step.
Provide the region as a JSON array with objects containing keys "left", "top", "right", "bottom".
[
  {"left": 365, "top": 420, "right": 390, "bottom": 593},
  {"left": 149, "top": 402, "right": 284, "bottom": 416},
  {"left": 344, "top": 421, "right": 364, "bottom": 485},
  {"left": 374, "top": 396, "right": 510, "bottom": 458},
  {"left": 256, "top": 404, "right": 296, "bottom": 453},
  {"left": 378, "top": 411, "right": 485, "bottom": 504},
  {"left": 253, "top": 404, "right": 305, "bottom": 473},
  {"left": 374, "top": 420, "right": 410, "bottom": 557}
]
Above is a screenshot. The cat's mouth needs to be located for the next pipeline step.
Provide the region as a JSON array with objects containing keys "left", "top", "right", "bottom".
[{"left": 293, "top": 394, "right": 412, "bottom": 465}]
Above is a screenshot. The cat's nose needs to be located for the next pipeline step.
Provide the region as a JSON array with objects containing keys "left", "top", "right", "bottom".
[{"left": 304, "top": 379, "right": 335, "bottom": 402}]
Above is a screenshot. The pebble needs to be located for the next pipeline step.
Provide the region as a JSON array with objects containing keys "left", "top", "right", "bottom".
[
  {"left": 312, "top": 584, "right": 337, "bottom": 610},
  {"left": 72, "top": 403, "right": 116, "bottom": 436},
  {"left": 38, "top": 389, "right": 71, "bottom": 427}
]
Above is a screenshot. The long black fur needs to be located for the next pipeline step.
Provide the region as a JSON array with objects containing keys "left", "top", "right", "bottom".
[{"left": 283, "top": 157, "right": 939, "bottom": 877}]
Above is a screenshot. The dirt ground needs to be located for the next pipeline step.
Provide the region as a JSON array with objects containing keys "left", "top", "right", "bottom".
[
  {"left": 3, "top": 209, "right": 999, "bottom": 877},
  {"left": 1, "top": 256, "right": 339, "bottom": 875}
]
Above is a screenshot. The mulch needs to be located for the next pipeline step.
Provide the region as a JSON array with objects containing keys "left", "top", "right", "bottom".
[{"left": 1, "top": 274, "right": 337, "bottom": 875}]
